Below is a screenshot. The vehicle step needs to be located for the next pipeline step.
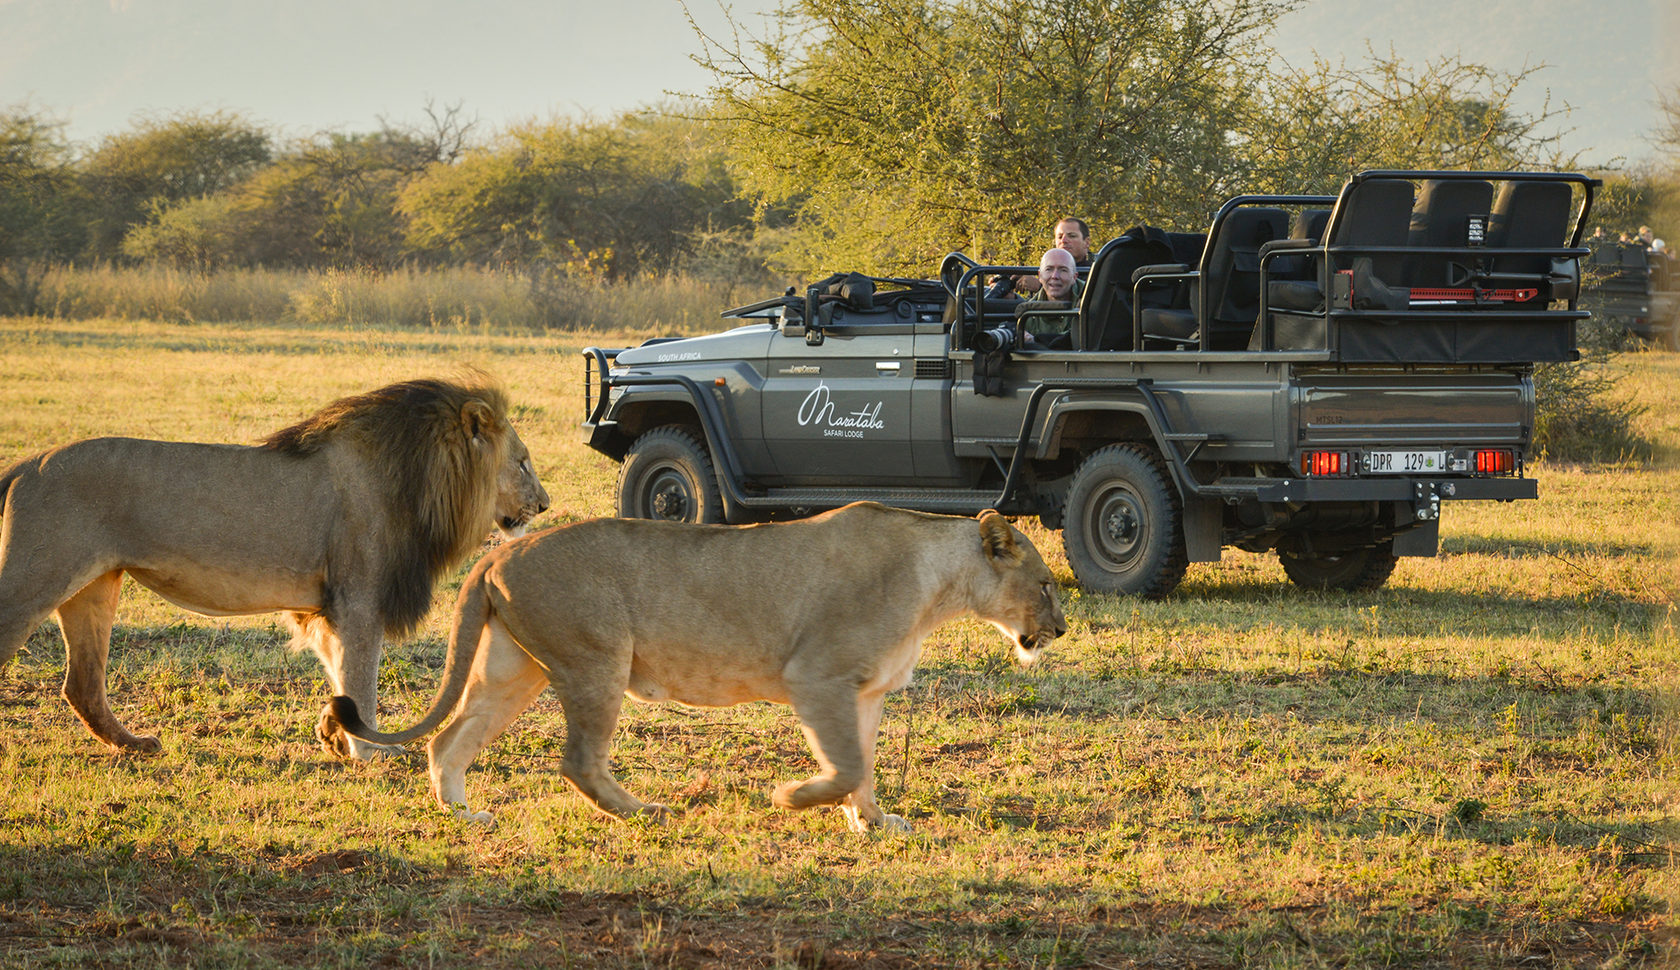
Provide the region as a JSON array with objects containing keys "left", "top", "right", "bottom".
[
  {"left": 755, "top": 487, "right": 1002, "bottom": 512},
  {"left": 1195, "top": 476, "right": 1293, "bottom": 498},
  {"left": 1163, "top": 432, "right": 1224, "bottom": 442}
]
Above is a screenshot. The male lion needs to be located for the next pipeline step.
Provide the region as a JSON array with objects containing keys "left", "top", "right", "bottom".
[
  {"left": 0, "top": 376, "right": 549, "bottom": 759},
  {"left": 327, "top": 502, "right": 1067, "bottom": 832}
]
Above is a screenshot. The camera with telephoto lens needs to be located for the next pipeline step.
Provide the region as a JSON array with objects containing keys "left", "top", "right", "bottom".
[{"left": 972, "top": 326, "right": 1015, "bottom": 352}]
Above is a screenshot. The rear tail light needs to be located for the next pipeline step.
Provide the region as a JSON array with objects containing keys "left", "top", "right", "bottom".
[
  {"left": 1301, "top": 451, "right": 1350, "bottom": 476},
  {"left": 1474, "top": 449, "right": 1515, "bottom": 474}
]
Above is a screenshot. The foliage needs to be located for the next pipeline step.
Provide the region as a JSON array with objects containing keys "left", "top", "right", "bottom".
[
  {"left": 79, "top": 110, "right": 272, "bottom": 261},
  {"left": 697, "top": 0, "right": 1288, "bottom": 274},
  {"left": 1242, "top": 52, "right": 1577, "bottom": 197},
  {"left": 694, "top": 0, "right": 1576, "bottom": 275},
  {"left": 398, "top": 108, "right": 751, "bottom": 281},
  {"left": 0, "top": 106, "right": 86, "bottom": 314},
  {"left": 1646, "top": 85, "right": 1680, "bottom": 241},
  {"left": 1532, "top": 352, "right": 1652, "bottom": 463}
]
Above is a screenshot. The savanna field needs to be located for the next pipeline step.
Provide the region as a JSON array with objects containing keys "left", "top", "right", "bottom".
[{"left": 0, "top": 316, "right": 1675, "bottom": 968}]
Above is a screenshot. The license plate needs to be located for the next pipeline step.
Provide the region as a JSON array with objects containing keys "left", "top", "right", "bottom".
[{"left": 1366, "top": 450, "right": 1446, "bottom": 474}]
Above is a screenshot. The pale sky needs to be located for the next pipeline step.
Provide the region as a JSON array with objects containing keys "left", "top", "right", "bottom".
[{"left": 2, "top": 0, "right": 1676, "bottom": 165}]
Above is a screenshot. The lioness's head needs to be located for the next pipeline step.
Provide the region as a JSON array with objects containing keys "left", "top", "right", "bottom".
[
  {"left": 492, "top": 423, "right": 549, "bottom": 538},
  {"left": 975, "top": 511, "right": 1067, "bottom": 666}
]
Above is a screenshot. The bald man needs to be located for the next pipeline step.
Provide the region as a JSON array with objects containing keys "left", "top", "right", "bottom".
[{"left": 1016, "top": 248, "right": 1083, "bottom": 349}]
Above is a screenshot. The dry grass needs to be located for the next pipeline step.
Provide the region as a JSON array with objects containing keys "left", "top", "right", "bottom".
[
  {"left": 0, "top": 317, "right": 1674, "bottom": 968},
  {"left": 27, "top": 264, "right": 763, "bottom": 335}
]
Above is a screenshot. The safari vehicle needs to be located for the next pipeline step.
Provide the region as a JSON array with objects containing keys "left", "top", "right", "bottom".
[
  {"left": 581, "top": 170, "right": 1598, "bottom": 598},
  {"left": 1581, "top": 240, "right": 1679, "bottom": 348}
]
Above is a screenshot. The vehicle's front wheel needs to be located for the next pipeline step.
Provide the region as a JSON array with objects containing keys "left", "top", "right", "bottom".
[
  {"left": 1061, "top": 443, "right": 1187, "bottom": 598},
  {"left": 617, "top": 425, "right": 724, "bottom": 524},
  {"left": 1278, "top": 540, "right": 1398, "bottom": 591}
]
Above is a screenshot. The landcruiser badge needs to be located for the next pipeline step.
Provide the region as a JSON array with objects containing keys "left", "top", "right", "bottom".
[
  {"left": 779, "top": 365, "right": 821, "bottom": 375},
  {"left": 797, "top": 381, "right": 886, "bottom": 439}
]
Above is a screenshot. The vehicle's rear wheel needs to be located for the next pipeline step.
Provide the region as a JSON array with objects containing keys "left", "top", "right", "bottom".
[
  {"left": 1061, "top": 443, "right": 1187, "bottom": 598},
  {"left": 1278, "top": 540, "right": 1398, "bottom": 591},
  {"left": 617, "top": 425, "right": 724, "bottom": 524}
]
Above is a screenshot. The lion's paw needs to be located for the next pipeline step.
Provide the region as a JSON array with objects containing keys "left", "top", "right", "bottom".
[
  {"left": 621, "top": 802, "right": 670, "bottom": 825},
  {"left": 127, "top": 734, "right": 163, "bottom": 754}
]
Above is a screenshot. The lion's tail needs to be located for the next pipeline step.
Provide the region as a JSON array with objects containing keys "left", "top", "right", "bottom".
[{"left": 326, "top": 556, "right": 496, "bottom": 746}]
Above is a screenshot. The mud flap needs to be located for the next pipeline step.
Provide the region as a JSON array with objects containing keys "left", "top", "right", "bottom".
[
  {"left": 1183, "top": 494, "right": 1222, "bottom": 562},
  {"left": 1392, "top": 516, "right": 1440, "bottom": 557}
]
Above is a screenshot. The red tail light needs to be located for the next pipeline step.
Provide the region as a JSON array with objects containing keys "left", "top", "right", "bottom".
[
  {"left": 1474, "top": 449, "right": 1514, "bottom": 474},
  {"left": 1301, "top": 451, "right": 1349, "bottom": 476}
]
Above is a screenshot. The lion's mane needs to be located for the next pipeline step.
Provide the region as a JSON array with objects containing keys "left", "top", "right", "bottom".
[{"left": 262, "top": 376, "right": 511, "bottom": 637}]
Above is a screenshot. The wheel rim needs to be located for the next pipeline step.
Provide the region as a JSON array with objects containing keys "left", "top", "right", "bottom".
[
  {"left": 1086, "top": 482, "right": 1148, "bottom": 571},
  {"left": 642, "top": 463, "right": 694, "bottom": 522}
]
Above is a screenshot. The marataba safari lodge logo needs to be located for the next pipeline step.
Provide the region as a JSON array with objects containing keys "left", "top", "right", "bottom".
[{"left": 797, "top": 382, "right": 885, "bottom": 438}]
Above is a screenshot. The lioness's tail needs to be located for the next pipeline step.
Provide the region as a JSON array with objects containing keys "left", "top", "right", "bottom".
[
  {"left": 326, "top": 556, "right": 496, "bottom": 745},
  {"left": 0, "top": 460, "right": 22, "bottom": 519}
]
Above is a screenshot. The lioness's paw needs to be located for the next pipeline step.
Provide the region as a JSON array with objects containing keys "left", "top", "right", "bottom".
[
  {"left": 448, "top": 804, "right": 495, "bottom": 826},
  {"left": 350, "top": 741, "right": 414, "bottom": 763},
  {"left": 845, "top": 810, "right": 913, "bottom": 835},
  {"left": 877, "top": 813, "right": 912, "bottom": 834}
]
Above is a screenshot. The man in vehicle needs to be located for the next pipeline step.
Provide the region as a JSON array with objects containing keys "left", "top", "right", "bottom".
[
  {"left": 1007, "top": 216, "right": 1095, "bottom": 294},
  {"left": 1053, "top": 216, "right": 1093, "bottom": 267},
  {"left": 1015, "top": 247, "right": 1083, "bottom": 349}
]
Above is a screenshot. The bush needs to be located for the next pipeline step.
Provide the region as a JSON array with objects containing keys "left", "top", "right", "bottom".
[{"left": 1532, "top": 351, "right": 1653, "bottom": 463}]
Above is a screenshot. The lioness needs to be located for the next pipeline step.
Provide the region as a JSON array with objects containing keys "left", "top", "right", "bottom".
[
  {"left": 328, "top": 502, "right": 1067, "bottom": 832},
  {"left": 0, "top": 376, "right": 549, "bottom": 759}
]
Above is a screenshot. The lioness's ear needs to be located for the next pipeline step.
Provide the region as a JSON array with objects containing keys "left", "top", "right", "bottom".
[
  {"left": 977, "top": 510, "right": 1022, "bottom": 565},
  {"left": 461, "top": 399, "right": 497, "bottom": 442}
]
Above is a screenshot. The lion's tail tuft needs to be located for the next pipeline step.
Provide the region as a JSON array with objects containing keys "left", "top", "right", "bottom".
[
  {"left": 327, "top": 556, "right": 497, "bottom": 747},
  {"left": 327, "top": 695, "right": 371, "bottom": 736}
]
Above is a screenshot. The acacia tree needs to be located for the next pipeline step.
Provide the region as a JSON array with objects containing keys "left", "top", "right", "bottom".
[
  {"left": 1241, "top": 52, "right": 1577, "bottom": 197},
  {"left": 81, "top": 111, "right": 271, "bottom": 261},
  {"left": 0, "top": 108, "right": 85, "bottom": 313},
  {"left": 694, "top": 0, "right": 1575, "bottom": 275},
  {"left": 1650, "top": 85, "right": 1680, "bottom": 237},
  {"left": 695, "top": 0, "right": 1290, "bottom": 273},
  {"left": 126, "top": 127, "right": 444, "bottom": 269},
  {"left": 397, "top": 109, "right": 748, "bottom": 281}
]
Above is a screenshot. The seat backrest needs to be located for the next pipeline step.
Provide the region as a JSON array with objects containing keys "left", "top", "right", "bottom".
[
  {"left": 1077, "top": 238, "right": 1132, "bottom": 351},
  {"left": 1200, "top": 207, "right": 1287, "bottom": 349},
  {"left": 1486, "top": 179, "right": 1575, "bottom": 278},
  {"left": 1294, "top": 208, "right": 1331, "bottom": 242},
  {"left": 1405, "top": 179, "right": 1494, "bottom": 286},
  {"left": 1079, "top": 226, "right": 1184, "bottom": 350},
  {"left": 1269, "top": 208, "right": 1331, "bottom": 282},
  {"left": 1328, "top": 177, "right": 1415, "bottom": 284}
]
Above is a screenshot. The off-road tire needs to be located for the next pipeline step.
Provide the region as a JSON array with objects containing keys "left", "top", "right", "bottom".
[
  {"left": 617, "top": 425, "right": 724, "bottom": 524},
  {"left": 1061, "top": 443, "right": 1187, "bottom": 598},
  {"left": 1278, "top": 540, "right": 1398, "bottom": 591}
]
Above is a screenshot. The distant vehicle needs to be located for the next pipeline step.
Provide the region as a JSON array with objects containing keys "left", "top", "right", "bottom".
[
  {"left": 1581, "top": 241, "right": 1679, "bottom": 349},
  {"left": 582, "top": 170, "right": 1598, "bottom": 597}
]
